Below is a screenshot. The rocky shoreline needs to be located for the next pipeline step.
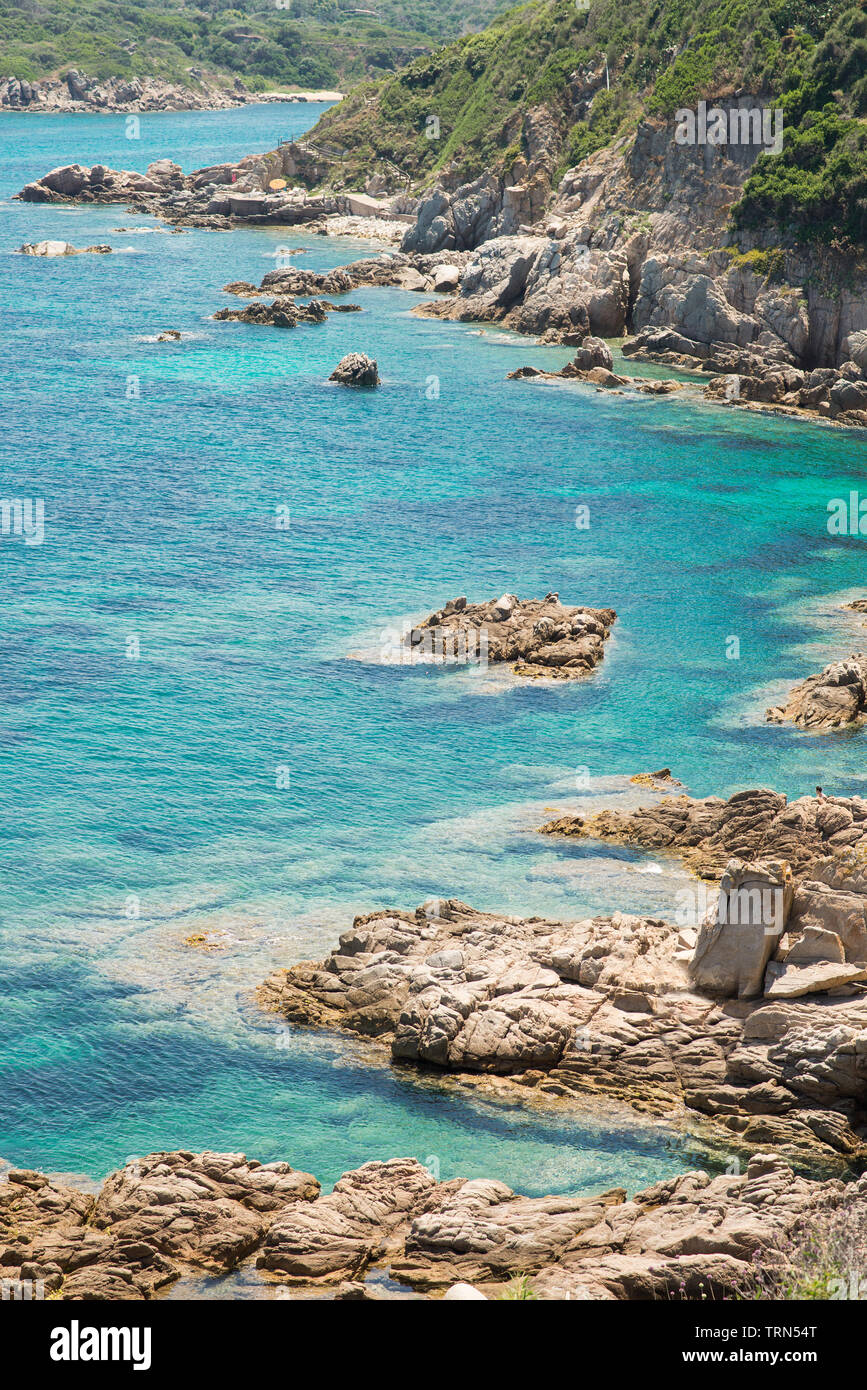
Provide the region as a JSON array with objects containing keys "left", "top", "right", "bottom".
[
  {"left": 253, "top": 785, "right": 867, "bottom": 1185},
  {"left": 0, "top": 71, "right": 340, "bottom": 114},
  {"left": 3, "top": 1146, "right": 865, "bottom": 1300},
  {"left": 14, "top": 147, "right": 867, "bottom": 430}
]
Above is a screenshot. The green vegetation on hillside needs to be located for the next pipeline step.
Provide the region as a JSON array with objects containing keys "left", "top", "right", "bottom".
[
  {"left": 0, "top": 0, "right": 512, "bottom": 90},
  {"left": 734, "top": 4, "right": 867, "bottom": 243},
  {"left": 309, "top": 0, "right": 866, "bottom": 244}
]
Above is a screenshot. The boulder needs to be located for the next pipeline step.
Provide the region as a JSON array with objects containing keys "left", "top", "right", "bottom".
[
  {"left": 37, "top": 164, "right": 91, "bottom": 196},
  {"left": 689, "top": 860, "right": 793, "bottom": 999},
  {"left": 569, "top": 336, "right": 613, "bottom": 371},
  {"left": 433, "top": 264, "right": 461, "bottom": 292},
  {"left": 329, "top": 353, "right": 380, "bottom": 387},
  {"left": 843, "top": 329, "right": 867, "bottom": 377}
]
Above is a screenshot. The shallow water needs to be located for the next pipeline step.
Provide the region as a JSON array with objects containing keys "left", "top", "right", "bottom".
[{"left": 1, "top": 103, "right": 865, "bottom": 1193}]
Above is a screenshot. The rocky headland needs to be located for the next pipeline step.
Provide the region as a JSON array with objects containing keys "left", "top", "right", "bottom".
[
  {"left": 15, "top": 142, "right": 867, "bottom": 429},
  {"left": 3, "top": 1146, "right": 866, "bottom": 1301},
  {"left": 14, "top": 154, "right": 417, "bottom": 235},
  {"left": 399, "top": 593, "right": 616, "bottom": 678}
]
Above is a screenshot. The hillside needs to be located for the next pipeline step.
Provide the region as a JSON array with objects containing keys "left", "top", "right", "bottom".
[
  {"left": 308, "top": 0, "right": 867, "bottom": 245},
  {"left": 0, "top": 0, "right": 513, "bottom": 92}
]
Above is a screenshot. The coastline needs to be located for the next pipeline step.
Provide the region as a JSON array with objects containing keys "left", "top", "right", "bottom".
[{"left": 6, "top": 100, "right": 867, "bottom": 1305}]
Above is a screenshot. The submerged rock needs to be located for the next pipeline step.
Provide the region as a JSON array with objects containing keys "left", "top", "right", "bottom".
[{"left": 329, "top": 353, "right": 380, "bottom": 386}]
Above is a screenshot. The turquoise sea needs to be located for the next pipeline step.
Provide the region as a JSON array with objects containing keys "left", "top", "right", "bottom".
[{"left": 1, "top": 103, "right": 866, "bottom": 1199}]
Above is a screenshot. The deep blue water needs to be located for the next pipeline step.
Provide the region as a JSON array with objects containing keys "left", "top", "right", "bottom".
[{"left": 1, "top": 103, "right": 866, "bottom": 1193}]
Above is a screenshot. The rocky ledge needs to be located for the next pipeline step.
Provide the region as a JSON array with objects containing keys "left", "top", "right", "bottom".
[
  {"left": 541, "top": 786, "right": 867, "bottom": 879},
  {"left": 258, "top": 873, "right": 867, "bottom": 1176},
  {"left": 15, "top": 158, "right": 418, "bottom": 233},
  {"left": 400, "top": 592, "right": 616, "bottom": 678},
  {"left": 222, "top": 251, "right": 472, "bottom": 301},
  {"left": 3, "top": 1147, "right": 863, "bottom": 1300},
  {"left": 624, "top": 330, "right": 867, "bottom": 430},
  {"left": 766, "top": 656, "right": 867, "bottom": 731}
]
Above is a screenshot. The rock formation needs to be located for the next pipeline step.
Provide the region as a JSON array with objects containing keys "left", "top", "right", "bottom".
[
  {"left": 0, "top": 1151, "right": 318, "bottom": 1300},
  {"left": 3, "top": 1148, "right": 864, "bottom": 1300},
  {"left": 541, "top": 787, "right": 867, "bottom": 879},
  {"left": 214, "top": 298, "right": 355, "bottom": 330},
  {"left": 329, "top": 353, "right": 380, "bottom": 386},
  {"left": 400, "top": 592, "right": 616, "bottom": 678},
  {"left": 767, "top": 657, "right": 867, "bottom": 731},
  {"left": 257, "top": 887, "right": 867, "bottom": 1174}
]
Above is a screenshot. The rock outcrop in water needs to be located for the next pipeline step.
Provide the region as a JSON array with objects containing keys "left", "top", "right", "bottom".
[
  {"left": 401, "top": 593, "right": 616, "bottom": 679},
  {"left": 329, "top": 353, "right": 380, "bottom": 386},
  {"left": 18, "top": 240, "right": 112, "bottom": 257},
  {"left": 213, "top": 298, "right": 357, "bottom": 330},
  {"left": 766, "top": 657, "right": 867, "bottom": 731},
  {"left": 15, "top": 158, "right": 416, "bottom": 235},
  {"left": 257, "top": 885, "right": 867, "bottom": 1175},
  {"left": 3, "top": 1148, "right": 865, "bottom": 1299}
]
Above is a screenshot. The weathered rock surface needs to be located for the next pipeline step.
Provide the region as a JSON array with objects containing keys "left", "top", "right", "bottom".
[
  {"left": 329, "top": 353, "right": 379, "bottom": 386},
  {"left": 258, "top": 1158, "right": 436, "bottom": 1280},
  {"left": 401, "top": 592, "right": 616, "bottom": 679},
  {"left": 5, "top": 1149, "right": 864, "bottom": 1299},
  {"left": 767, "top": 657, "right": 867, "bottom": 730},
  {"left": 257, "top": 892, "right": 867, "bottom": 1173},
  {"left": 690, "top": 860, "right": 793, "bottom": 999},
  {"left": 0, "top": 1151, "right": 318, "bottom": 1299}
]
